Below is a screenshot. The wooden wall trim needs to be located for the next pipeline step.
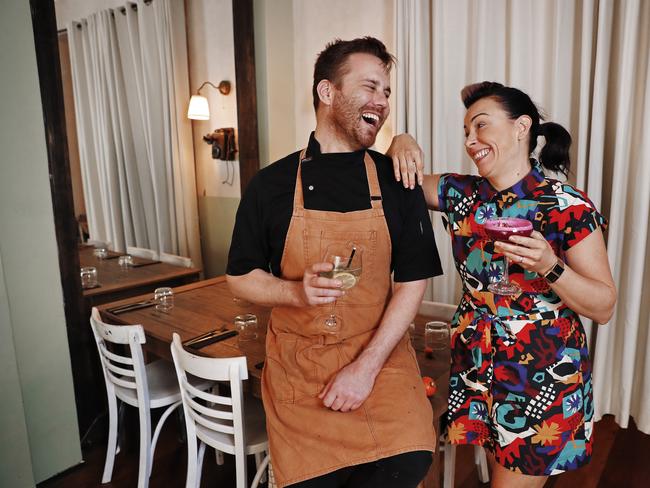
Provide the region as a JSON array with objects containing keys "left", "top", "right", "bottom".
[
  {"left": 232, "top": 0, "right": 260, "bottom": 194},
  {"left": 30, "top": 0, "right": 97, "bottom": 436}
]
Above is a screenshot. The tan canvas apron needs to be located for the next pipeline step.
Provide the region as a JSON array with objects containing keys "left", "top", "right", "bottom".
[{"left": 262, "top": 150, "right": 436, "bottom": 487}]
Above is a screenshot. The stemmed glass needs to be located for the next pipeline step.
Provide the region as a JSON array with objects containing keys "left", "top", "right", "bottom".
[
  {"left": 484, "top": 217, "right": 533, "bottom": 296},
  {"left": 319, "top": 242, "right": 362, "bottom": 333}
]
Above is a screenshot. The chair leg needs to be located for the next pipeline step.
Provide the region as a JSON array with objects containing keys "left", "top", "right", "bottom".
[
  {"left": 254, "top": 452, "right": 267, "bottom": 484},
  {"left": 474, "top": 445, "right": 490, "bottom": 483},
  {"left": 101, "top": 394, "right": 119, "bottom": 483},
  {"left": 251, "top": 454, "right": 270, "bottom": 488},
  {"left": 116, "top": 400, "right": 126, "bottom": 455},
  {"left": 235, "top": 450, "right": 248, "bottom": 488},
  {"left": 215, "top": 449, "right": 225, "bottom": 465},
  {"left": 137, "top": 406, "right": 152, "bottom": 488},
  {"left": 196, "top": 441, "right": 207, "bottom": 488},
  {"left": 184, "top": 436, "right": 199, "bottom": 488},
  {"left": 443, "top": 442, "right": 456, "bottom": 488},
  {"left": 149, "top": 402, "right": 181, "bottom": 476}
]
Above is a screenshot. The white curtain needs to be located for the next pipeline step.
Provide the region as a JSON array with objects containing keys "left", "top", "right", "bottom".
[
  {"left": 68, "top": 0, "right": 202, "bottom": 267},
  {"left": 395, "top": 0, "right": 650, "bottom": 433}
]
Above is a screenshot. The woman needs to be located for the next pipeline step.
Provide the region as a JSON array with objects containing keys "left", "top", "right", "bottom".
[{"left": 387, "top": 82, "right": 616, "bottom": 487}]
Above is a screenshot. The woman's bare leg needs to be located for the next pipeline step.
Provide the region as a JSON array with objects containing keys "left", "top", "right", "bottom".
[{"left": 486, "top": 452, "right": 548, "bottom": 488}]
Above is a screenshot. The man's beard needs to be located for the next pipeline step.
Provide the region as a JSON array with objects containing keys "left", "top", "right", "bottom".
[{"left": 330, "top": 93, "right": 383, "bottom": 150}]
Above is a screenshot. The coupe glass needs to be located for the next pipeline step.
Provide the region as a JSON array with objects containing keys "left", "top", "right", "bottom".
[
  {"left": 484, "top": 217, "right": 533, "bottom": 296},
  {"left": 318, "top": 242, "right": 362, "bottom": 333}
]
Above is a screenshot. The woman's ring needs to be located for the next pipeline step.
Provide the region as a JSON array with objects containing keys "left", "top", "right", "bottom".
[
  {"left": 408, "top": 161, "right": 416, "bottom": 170},
  {"left": 519, "top": 256, "right": 525, "bottom": 263}
]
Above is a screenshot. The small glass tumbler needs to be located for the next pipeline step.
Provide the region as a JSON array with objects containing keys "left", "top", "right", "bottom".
[
  {"left": 118, "top": 254, "right": 134, "bottom": 269},
  {"left": 80, "top": 266, "right": 98, "bottom": 289},
  {"left": 424, "top": 321, "right": 450, "bottom": 358},
  {"left": 154, "top": 287, "right": 174, "bottom": 312},
  {"left": 235, "top": 313, "right": 258, "bottom": 344},
  {"left": 93, "top": 248, "right": 108, "bottom": 260}
]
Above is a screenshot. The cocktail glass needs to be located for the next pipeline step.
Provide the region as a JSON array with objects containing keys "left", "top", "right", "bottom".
[
  {"left": 318, "top": 242, "right": 362, "bottom": 333},
  {"left": 484, "top": 217, "right": 533, "bottom": 296}
]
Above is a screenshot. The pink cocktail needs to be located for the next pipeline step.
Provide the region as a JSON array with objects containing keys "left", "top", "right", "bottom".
[
  {"left": 484, "top": 217, "right": 533, "bottom": 241},
  {"left": 484, "top": 217, "right": 533, "bottom": 295}
]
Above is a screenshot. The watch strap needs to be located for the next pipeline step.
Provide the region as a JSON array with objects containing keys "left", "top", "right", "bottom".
[{"left": 543, "top": 259, "right": 565, "bottom": 283}]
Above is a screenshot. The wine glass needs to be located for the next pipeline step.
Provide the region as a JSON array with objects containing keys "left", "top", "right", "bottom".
[
  {"left": 319, "top": 242, "right": 363, "bottom": 333},
  {"left": 484, "top": 217, "right": 533, "bottom": 296}
]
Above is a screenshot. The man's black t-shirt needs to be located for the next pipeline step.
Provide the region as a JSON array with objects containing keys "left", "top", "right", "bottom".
[{"left": 227, "top": 134, "right": 442, "bottom": 282}]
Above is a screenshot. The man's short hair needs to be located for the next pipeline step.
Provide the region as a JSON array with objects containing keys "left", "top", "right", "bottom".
[{"left": 312, "top": 36, "right": 396, "bottom": 111}]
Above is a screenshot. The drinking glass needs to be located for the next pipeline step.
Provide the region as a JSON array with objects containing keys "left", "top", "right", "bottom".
[
  {"left": 235, "top": 313, "right": 258, "bottom": 344},
  {"left": 118, "top": 254, "right": 134, "bottom": 269},
  {"left": 93, "top": 247, "right": 108, "bottom": 260},
  {"left": 484, "top": 217, "right": 533, "bottom": 296},
  {"left": 154, "top": 287, "right": 174, "bottom": 312},
  {"left": 80, "top": 266, "right": 98, "bottom": 289},
  {"left": 424, "top": 321, "right": 450, "bottom": 358},
  {"left": 318, "top": 242, "right": 362, "bottom": 333}
]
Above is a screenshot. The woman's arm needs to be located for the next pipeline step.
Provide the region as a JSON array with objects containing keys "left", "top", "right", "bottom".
[
  {"left": 386, "top": 133, "right": 442, "bottom": 210},
  {"left": 497, "top": 228, "right": 616, "bottom": 324}
]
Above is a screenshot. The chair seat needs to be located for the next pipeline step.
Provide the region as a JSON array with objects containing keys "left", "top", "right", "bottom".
[
  {"left": 116, "top": 359, "right": 212, "bottom": 409},
  {"left": 196, "top": 394, "right": 268, "bottom": 455}
]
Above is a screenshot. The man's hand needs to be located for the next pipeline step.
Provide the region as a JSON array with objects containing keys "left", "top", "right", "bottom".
[
  {"left": 300, "top": 262, "right": 345, "bottom": 306},
  {"left": 318, "top": 360, "right": 377, "bottom": 412}
]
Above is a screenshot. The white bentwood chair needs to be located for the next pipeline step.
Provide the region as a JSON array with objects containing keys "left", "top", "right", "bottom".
[
  {"left": 419, "top": 300, "right": 490, "bottom": 487},
  {"left": 159, "top": 252, "right": 194, "bottom": 268},
  {"left": 90, "top": 308, "right": 211, "bottom": 488},
  {"left": 170, "top": 333, "right": 269, "bottom": 488},
  {"left": 126, "top": 246, "right": 159, "bottom": 261}
]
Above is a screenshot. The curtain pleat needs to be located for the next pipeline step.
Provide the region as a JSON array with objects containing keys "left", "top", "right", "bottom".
[{"left": 67, "top": 0, "right": 201, "bottom": 268}]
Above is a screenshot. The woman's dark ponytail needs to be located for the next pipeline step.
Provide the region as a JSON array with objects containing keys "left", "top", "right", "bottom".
[
  {"left": 538, "top": 122, "right": 571, "bottom": 176},
  {"left": 462, "top": 81, "right": 572, "bottom": 177}
]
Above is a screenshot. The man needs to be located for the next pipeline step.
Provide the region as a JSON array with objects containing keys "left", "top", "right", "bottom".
[{"left": 227, "top": 37, "right": 442, "bottom": 488}]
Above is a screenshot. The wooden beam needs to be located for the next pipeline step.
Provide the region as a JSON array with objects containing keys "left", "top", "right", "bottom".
[
  {"left": 30, "top": 0, "right": 104, "bottom": 440},
  {"left": 232, "top": 0, "right": 260, "bottom": 194}
]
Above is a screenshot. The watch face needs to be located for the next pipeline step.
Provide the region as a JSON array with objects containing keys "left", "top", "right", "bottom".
[{"left": 545, "top": 261, "right": 565, "bottom": 283}]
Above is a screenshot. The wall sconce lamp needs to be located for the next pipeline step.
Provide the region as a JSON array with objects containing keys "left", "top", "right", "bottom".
[{"left": 187, "top": 80, "right": 231, "bottom": 120}]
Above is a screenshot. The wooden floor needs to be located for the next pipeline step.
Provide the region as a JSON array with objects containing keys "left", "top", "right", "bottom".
[{"left": 40, "top": 414, "right": 648, "bottom": 487}]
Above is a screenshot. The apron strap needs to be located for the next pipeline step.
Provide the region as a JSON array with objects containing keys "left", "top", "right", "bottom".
[{"left": 294, "top": 147, "right": 384, "bottom": 211}]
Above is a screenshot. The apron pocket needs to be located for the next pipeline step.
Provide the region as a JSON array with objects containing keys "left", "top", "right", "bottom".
[
  {"left": 265, "top": 357, "right": 295, "bottom": 404},
  {"left": 303, "top": 229, "right": 383, "bottom": 307}
]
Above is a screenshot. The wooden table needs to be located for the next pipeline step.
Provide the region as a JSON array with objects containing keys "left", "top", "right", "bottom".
[
  {"left": 98, "top": 276, "right": 450, "bottom": 487},
  {"left": 79, "top": 247, "right": 201, "bottom": 306}
]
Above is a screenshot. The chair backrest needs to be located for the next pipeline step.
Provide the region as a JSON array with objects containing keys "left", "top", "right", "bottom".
[
  {"left": 90, "top": 307, "right": 149, "bottom": 405},
  {"left": 170, "top": 333, "right": 248, "bottom": 451},
  {"left": 126, "top": 246, "right": 159, "bottom": 260},
  {"left": 159, "top": 252, "right": 193, "bottom": 268},
  {"left": 419, "top": 300, "right": 457, "bottom": 322}
]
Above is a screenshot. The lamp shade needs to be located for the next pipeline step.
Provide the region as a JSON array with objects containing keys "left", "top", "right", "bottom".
[{"left": 187, "top": 95, "right": 210, "bottom": 120}]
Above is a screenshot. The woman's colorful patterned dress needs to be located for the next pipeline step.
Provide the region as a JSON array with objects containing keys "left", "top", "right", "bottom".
[{"left": 438, "top": 163, "right": 606, "bottom": 475}]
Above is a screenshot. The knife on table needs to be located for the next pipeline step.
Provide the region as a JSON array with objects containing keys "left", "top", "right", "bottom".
[
  {"left": 108, "top": 299, "right": 156, "bottom": 314},
  {"left": 187, "top": 330, "right": 238, "bottom": 349}
]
